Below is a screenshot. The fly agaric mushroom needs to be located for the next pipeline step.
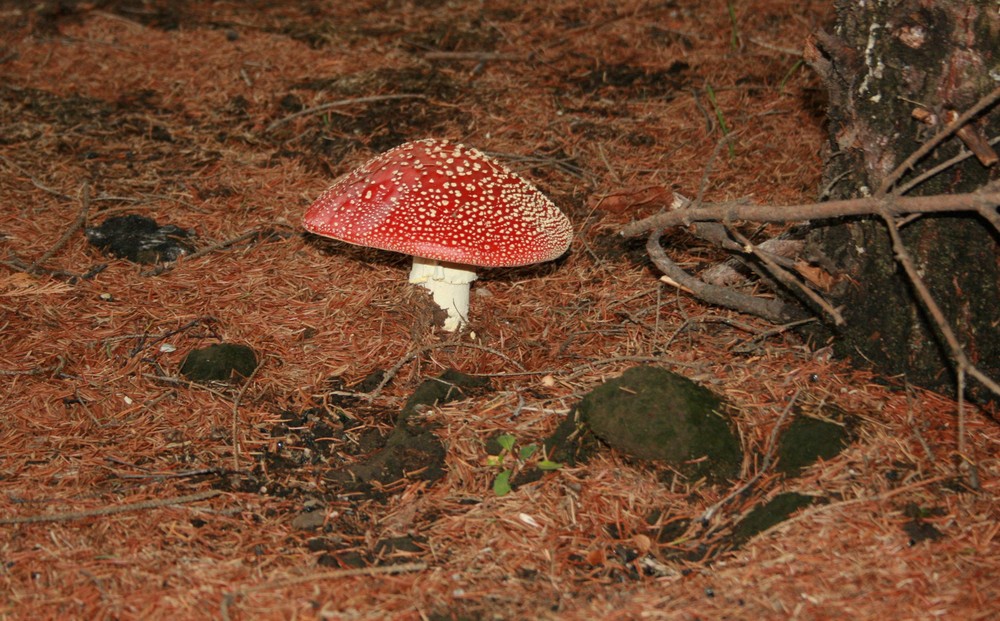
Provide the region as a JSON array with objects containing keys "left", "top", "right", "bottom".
[{"left": 303, "top": 138, "right": 572, "bottom": 331}]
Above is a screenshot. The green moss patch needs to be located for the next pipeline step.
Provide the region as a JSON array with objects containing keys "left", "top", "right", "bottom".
[
  {"left": 578, "top": 365, "right": 742, "bottom": 481},
  {"left": 730, "top": 492, "right": 817, "bottom": 547},
  {"left": 334, "top": 369, "right": 491, "bottom": 490},
  {"left": 776, "top": 410, "right": 851, "bottom": 477},
  {"left": 179, "top": 343, "right": 258, "bottom": 383}
]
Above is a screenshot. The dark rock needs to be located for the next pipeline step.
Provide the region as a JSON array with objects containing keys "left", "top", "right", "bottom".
[{"left": 86, "top": 214, "right": 194, "bottom": 264}]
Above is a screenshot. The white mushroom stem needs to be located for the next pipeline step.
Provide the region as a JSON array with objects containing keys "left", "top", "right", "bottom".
[{"left": 408, "top": 256, "right": 477, "bottom": 331}]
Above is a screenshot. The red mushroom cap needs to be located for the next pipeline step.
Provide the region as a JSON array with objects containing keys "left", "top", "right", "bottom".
[{"left": 302, "top": 139, "right": 572, "bottom": 267}]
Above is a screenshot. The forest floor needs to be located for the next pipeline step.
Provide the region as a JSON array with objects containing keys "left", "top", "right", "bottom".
[{"left": 1, "top": 1, "right": 997, "bottom": 619}]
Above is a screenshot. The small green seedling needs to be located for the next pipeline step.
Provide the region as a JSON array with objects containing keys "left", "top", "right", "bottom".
[
  {"left": 487, "top": 433, "right": 562, "bottom": 496},
  {"left": 705, "top": 83, "right": 736, "bottom": 159},
  {"left": 778, "top": 59, "right": 804, "bottom": 93},
  {"left": 726, "top": 2, "right": 741, "bottom": 50}
]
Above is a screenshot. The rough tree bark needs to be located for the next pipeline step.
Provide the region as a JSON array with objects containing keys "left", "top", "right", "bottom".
[{"left": 804, "top": 0, "right": 999, "bottom": 402}]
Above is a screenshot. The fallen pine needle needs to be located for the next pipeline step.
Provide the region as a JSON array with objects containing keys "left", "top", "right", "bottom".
[
  {"left": 233, "top": 562, "right": 428, "bottom": 595},
  {"left": 220, "top": 562, "right": 428, "bottom": 620}
]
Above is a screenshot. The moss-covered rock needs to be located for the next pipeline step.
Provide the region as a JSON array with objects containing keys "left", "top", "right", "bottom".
[
  {"left": 399, "top": 368, "right": 491, "bottom": 424},
  {"left": 578, "top": 365, "right": 742, "bottom": 481},
  {"left": 180, "top": 343, "right": 257, "bottom": 383},
  {"left": 730, "top": 492, "right": 817, "bottom": 547},
  {"left": 776, "top": 410, "right": 851, "bottom": 477}
]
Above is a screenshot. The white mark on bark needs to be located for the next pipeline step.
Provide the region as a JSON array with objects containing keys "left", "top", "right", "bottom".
[{"left": 858, "top": 21, "right": 883, "bottom": 96}]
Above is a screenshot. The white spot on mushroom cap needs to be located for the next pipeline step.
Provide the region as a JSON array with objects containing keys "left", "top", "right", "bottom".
[{"left": 302, "top": 138, "right": 572, "bottom": 267}]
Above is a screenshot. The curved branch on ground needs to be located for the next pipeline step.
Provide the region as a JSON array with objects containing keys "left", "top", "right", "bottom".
[
  {"left": 722, "top": 225, "right": 844, "bottom": 325},
  {"left": 645, "top": 230, "right": 804, "bottom": 324}
]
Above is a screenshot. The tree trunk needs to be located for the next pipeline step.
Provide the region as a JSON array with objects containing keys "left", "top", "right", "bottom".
[{"left": 804, "top": 0, "right": 1000, "bottom": 403}]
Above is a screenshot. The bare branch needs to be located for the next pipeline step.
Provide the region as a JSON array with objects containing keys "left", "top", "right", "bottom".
[
  {"left": 232, "top": 359, "right": 265, "bottom": 472},
  {"left": 621, "top": 189, "right": 1000, "bottom": 237},
  {"left": 695, "top": 132, "right": 741, "bottom": 207},
  {"left": 878, "top": 206, "right": 1000, "bottom": 399},
  {"left": 895, "top": 134, "right": 1000, "bottom": 196}
]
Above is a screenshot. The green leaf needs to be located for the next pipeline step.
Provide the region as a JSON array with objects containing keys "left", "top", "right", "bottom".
[
  {"left": 727, "top": 2, "right": 741, "bottom": 50},
  {"left": 778, "top": 59, "right": 804, "bottom": 93},
  {"left": 497, "top": 434, "right": 516, "bottom": 452},
  {"left": 493, "top": 470, "right": 513, "bottom": 496},
  {"left": 519, "top": 443, "right": 538, "bottom": 460},
  {"left": 705, "top": 83, "right": 736, "bottom": 158},
  {"left": 537, "top": 460, "right": 563, "bottom": 471}
]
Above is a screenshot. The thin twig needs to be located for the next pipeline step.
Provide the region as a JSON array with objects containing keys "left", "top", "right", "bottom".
[
  {"left": 2, "top": 255, "right": 97, "bottom": 280},
  {"left": 423, "top": 51, "right": 525, "bottom": 62},
  {"left": 141, "top": 228, "right": 285, "bottom": 276},
  {"left": 110, "top": 468, "right": 216, "bottom": 481},
  {"left": 732, "top": 317, "right": 818, "bottom": 353},
  {"left": 0, "top": 154, "right": 72, "bottom": 199},
  {"left": 661, "top": 315, "right": 761, "bottom": 353},
  {"left": 748, "top": 37, "right": 802, "bottom": 57},
  {"left": 879, "top": 85, "right": 1000, "bottom": 195},
  {"left": 695, "top": 133, "right": 740, "bottom": 207},
  {"left": 700, "top": 389, "right": 801, "bottom": 524},
  {"left": 125, "top": 316, "right": 221, "bottom": 358},
  {"left": 687, "top": 220, "right": 799, "bottom": 269},
  {"left": 0, "top": 358, "right": 66, "bottom": 376},
  {"left": 903, "top": 384, "right": 935, "bottom": 461},
  {"left": 265, "top": 94, "right": 428, "bottom": 133},
  {"left": 724, "top": 226, "right": 843, "bottom": 325},
  {"left": 142, "top": 373, "right": 236, "bottom": 401},
  {"left": 565, "top": 354, "right": 701, "bottom": 380},
  {"left": 646, "top": 229, "right": 799, "bottom": 323},
  {"left": 955, "top": 368, "right": 981, "bottom": 490},
  {"left": 758, "top": 475, "right": 948, "bottom": 539},
  {"left": 232, "top": 360, "right": 264, "bottom": 472},
  {"left": 29, "top": 182, "right": 90, "bottom": 272},
  {"left": 894, "top": 134, "right": 1000, "bottom": 197},
  {"left": 0, "top": 489, "right": 222, "bottom": 525},
  {"left": 228, "top": 562, "right": 427, "bottom": 599}
]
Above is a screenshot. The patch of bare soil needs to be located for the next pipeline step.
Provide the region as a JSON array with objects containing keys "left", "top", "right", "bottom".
[{"left": 1, "top": 1, "right": 997, "bottom": 620}]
